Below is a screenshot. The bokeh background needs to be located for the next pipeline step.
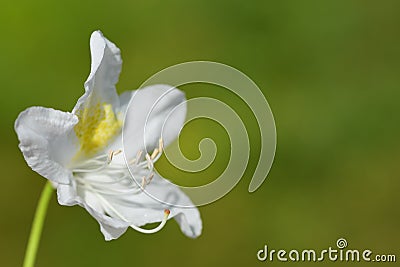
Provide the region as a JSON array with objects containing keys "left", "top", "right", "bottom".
[{"left": 1, "top": 0, "right": 399, "bottom": 266}]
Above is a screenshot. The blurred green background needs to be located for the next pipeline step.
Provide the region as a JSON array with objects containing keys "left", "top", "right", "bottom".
[{"left": 1, "top": 0, "right": 399, "bottom": 266}]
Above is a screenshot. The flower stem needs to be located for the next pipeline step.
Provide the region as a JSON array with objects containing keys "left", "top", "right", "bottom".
[{"left": 23, "top": 181, "right": 54, "bottom": 267}]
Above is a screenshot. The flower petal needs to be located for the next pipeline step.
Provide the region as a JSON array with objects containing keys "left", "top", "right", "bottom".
[
  {"left": 58, "top": 170, "right": 201, "bottom": 239},
  {"left": 120, "top": 84, "right": 187, "bottom": 160},
  {"left": 15, "top": 107, "right": 79, "bottom": 184},
  {"left": 101, "top": 173, "right": 202, "bottom": 238},
  {"left": 57, "top": 182, "right": 130, "bottom": 241},
  {"left": 72, "top": 30, "right": 122, "bottom": 114},
  {"left": 71, "top": 31, "right": 124, "bottom": 156}
]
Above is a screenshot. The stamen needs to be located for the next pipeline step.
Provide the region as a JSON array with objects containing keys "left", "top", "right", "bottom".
[
  {"left": 148, "top": 173, "right": 154, "bottom": 183},
  {"left": 108, "top": 149, "right": 122, "bottom": 163},
  {"left": 73, "top": 149, "right": 124, "bottom": 173},
  {"left": 140, "top": 173, "right": 155, "bottom": 189},
  {"left": 129, "top": 209, "right": 171, "bottom": 234},
  {"left": 72, "top": 138, "right": 170, "bottom": 234},
  {"left": 129, "top": 150, "right": 143, "bottom": 165},
  {"left": 150, "top": 138, "right": 164, "bottom": 162},
  {"left": 91, "top": 188, "right": 171, "bottom": 234},
  {"left": 73, "top": 144, "right": 160, "bottom": 190},
  {"left": 136, "top": 150, "right": 143, "bottom": 162},
  {"left": 145, "top": 153, "right": 152, "bottom": 169},
  {"left": 84, "top": 184, "right": 142, "bottom": 195},
  {"left": 159, "top": 138, "right": 164, "bottom": 152},
  {"left": 141, "top": 176, "right": 147, "bottom": 188},
  {"left": 73, "top": 158, "right": 110, "bottom": 173},
  {"left": 150, "top": 148, "right": 159, "bottom": 160}
]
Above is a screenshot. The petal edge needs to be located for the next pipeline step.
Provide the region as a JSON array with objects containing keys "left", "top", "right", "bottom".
[{"left": 15, "top": 107, "right": 78, "bottom": 184}]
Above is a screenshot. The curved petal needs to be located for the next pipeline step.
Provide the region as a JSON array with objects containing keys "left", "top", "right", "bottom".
[
  {"left": 71, "top": 31, "right": 124, "bottom": 156},
  {"left": 58, "top": 170, "right": 201, "bottom": 239},
  {"left": 14, "top": 107, "right": 79, "bottom": 184},
  {"left": 57, "top": 182, "right": 130, "bottom": 241},
  {"left": 118, "top": 84, "right": 187, "bottom": 161},
  {"left": 100, "top": 173, "right": 202, "bottom": 238},
  {"left": 146, "top": 175, "right": 202, "bottom": 238},
  {"left": 72, "top": 30, "right": 122, "bottom": 114}
]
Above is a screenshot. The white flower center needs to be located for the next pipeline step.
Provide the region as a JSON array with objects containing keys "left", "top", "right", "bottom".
[{"left": 71, "top": 138, "right": 170, "bottom": 233}]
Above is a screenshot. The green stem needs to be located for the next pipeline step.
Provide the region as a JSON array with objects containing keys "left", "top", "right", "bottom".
[{"left": 23, "top": 181, "right": 54, "bottom": 267}]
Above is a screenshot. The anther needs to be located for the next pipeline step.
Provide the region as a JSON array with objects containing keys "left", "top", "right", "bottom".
[
  {"left": 108, "top": 149, "right": 122, "bottom": 162},
  {"left": 141, "top": 176, "right": 147, "bottom": 188},
  {"left": 129, "top": 149, "right": 143, "bottom": 165},
  {"left": 136, "top": 150, "right": 143, "bottom": 161},
  {"left": 159, "top": 138, "right": 163, "bottom": 152},
  {"left": 150, "top": 148, "right": 159, "bottom": 160},
  {"left": 145, "top": 153, "right": 152, "bottom": 169},
  {"left": 148, "top": 173, "right": 154, "bottom": 183}
]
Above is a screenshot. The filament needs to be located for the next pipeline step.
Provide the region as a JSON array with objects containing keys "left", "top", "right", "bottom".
[{"left": 71, "top": 139, "right": 171, "bottom": 234}]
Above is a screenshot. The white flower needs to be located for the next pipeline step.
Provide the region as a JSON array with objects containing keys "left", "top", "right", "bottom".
[{"left": 14, "top": 31, "right": 202, "bottom": 240}]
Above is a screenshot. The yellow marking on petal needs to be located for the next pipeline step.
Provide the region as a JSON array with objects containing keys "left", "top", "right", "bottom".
[{"left": 74, "top": 103, "right": 122, "bottom": 156}]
